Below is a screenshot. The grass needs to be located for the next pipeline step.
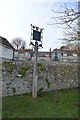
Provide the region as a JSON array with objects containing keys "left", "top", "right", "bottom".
[
  {"left": 0, "top": 97, "right": 2, "bottom": 120},
  {"left": 2, "top": 88, "right": 79, "bottom": 118}
]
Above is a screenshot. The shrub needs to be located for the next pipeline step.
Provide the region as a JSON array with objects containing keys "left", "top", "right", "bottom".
[
  {"left": 54, "top": 78, "right": 57, "bottom": 81},
  {"left": 18, "top": 66, "right": 30, "bottom": 78},
  {"left": 12, "top": 87, "right": 16, "bottom": 95},
  {"left": 38, "top": 87, "right": 43, "bottom": 93},
  {"left": 4, "top": 61, "right": 16, "bottom": 74},
  {"left": 38, "top": 87, "right": 44, "bottom": 97},
  {"left": 22, "top": 66, "right": 30, "bottom": 77},
  {"left": 38, "top": 63, "right": 44, "bottom": 72},
  {"left": 45, "top": 78, "right": 51, "bottom": 88}
]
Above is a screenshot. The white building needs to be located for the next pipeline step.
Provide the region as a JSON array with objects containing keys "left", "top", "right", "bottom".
[
  {"left": 14, "top": 49, "right": 33, "bottom": 60},
  {"left": 0, "top": 36, "right": 14, "bottom": 60},
  {"left": 52, "top": 48, "right": 78, "bottom": 61},
  {"left": 37, "top": 51, "right": 50, "bottom": 61},
  {"left": 52, "top": 49, "right": 61, "bottom": 61}
]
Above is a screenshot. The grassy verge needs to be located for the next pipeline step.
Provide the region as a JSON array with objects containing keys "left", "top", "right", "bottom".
[{"left": 2, "top": 88, "right": 79, "bottom": 118}]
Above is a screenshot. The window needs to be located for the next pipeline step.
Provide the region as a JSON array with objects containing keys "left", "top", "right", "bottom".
[
  {"left": 73, "top": 54, "right": 77, "bottom": 57},
  {"left": 4, "top": 47, "right": 7, "bottom": 51},
  {"left": 15, "top": 52, "right": 18, "bottom": 55},
  {"left": 63, "top": 53, "right": 67, "bottom": 56},
  {"left": 25, "top": 52, "right": 28, "bottom": 55}
]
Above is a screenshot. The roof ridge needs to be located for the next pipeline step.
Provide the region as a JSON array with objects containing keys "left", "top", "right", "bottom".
[{"left": 0, "top": 36, "right": 14, "bottom": 49}]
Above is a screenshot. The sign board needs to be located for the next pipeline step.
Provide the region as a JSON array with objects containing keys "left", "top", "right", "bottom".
[{"left": 33, "top": 30, "right": 41, "bottom": 41}]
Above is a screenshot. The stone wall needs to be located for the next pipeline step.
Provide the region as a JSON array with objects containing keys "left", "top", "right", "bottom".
[{"left": 2, "top": 60, "right": 79, "bottom": 96}]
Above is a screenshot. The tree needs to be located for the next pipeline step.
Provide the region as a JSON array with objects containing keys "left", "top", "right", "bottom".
[
  {"left": 50, "top": 1, "right": 80, "bottom": 43},
  {"left": 11, "top": 37, "right": 26, "bottom": 50},
  {"left": 50, "top": 1, "right": 80, "bottom": 87}
]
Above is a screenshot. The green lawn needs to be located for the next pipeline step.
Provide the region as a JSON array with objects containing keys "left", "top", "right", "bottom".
[{"left": 2, "top": 88, "right": 79, "bottom": 118}]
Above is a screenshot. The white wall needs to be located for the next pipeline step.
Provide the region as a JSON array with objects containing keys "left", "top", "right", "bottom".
[
  {"left": 52, "top": 52, "right": 78, "bottom": 61},
  {"left": 38, "top": 57, "right": 50, "bottom": 61},
  {"left": 0, "top": 44, "right": 13, "bottom": 59}
]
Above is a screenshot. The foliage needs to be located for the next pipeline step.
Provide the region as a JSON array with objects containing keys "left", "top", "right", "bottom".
[
  {"left": 3, "top": 61, "right": 16, "bottom": 74},
  {"left": 45, "top": 78, "right": 51, "bottom": 88},
  {"left": 54, "top": 78, "right": 57, "bottom": 81},
  {"left": 22, "top": 66, "right": 29, "bottom": 77},
  {"left": 12, "top": 87, "right": 16, "bottom": 94},
  {"left": 38, "top": 87, "right": 44, "bottom": 97},
  {"left": 38, "top": 88, "right": 44, "bottom": 92},
  {"left": 38, "top": 63, "right": 44, "bottom": 72},
  {"left": 18, "top": 66, "right": 30, "bottom": 78},
  {"left": 3, "top": 61, "right": 30, "bottom": 77}
]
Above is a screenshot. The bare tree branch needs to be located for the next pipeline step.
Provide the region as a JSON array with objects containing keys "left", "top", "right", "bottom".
[
  {"left": 11, "top": 37, "right": 26, "bottom": 50},
  {"left": 50, "top": 1, "right": 80, "bottom": 44}
]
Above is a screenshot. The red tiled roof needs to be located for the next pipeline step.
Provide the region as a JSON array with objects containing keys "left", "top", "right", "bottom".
[{"left": 15, "top": 49, "right": 33, "bottom": 53}]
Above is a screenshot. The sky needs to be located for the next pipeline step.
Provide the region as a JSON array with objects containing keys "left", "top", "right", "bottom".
[{"left": 0, "top": 0, "right": 78, "bottom": 51}]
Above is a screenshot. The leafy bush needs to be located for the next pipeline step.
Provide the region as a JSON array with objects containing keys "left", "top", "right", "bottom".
[
  {"left": 3, "top": 61, "right": 16, "bottom": 74},
  {"left": 45, "top": 78, "right": 51, "bottom": 88},
  {"left": 54, "top": 78, "right": 57, "bottom": 81},
  {"left": 12, "top": 87, "right": 16, "bottom": 94},
  {"left": 38, "top": 87, "right": 44, "bottom": 97},
  {"left": 38, "top": 88, "right": 43, "bottom": 93},
  {"left": 18, "top": 66, "right": 30, "bottom": 78},
  {"left": 38, "top": 63, "right": 44, "bottom": 72}
]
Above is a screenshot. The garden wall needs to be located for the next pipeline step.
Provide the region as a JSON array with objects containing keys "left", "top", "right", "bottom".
[{"left": 2, "top": 60, "right": 79, "bottom": 96}]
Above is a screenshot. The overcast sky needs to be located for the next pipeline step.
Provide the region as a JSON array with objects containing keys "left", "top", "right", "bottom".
[{"left": 0, "top": 0, "right": 77, "bottom": 51}]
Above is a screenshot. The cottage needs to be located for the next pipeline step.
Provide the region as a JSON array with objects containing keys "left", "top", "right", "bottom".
[
  {"left": 52, "top": 48, "right": 78, "bottom": 61},
  {"left": 0, "top": 36, "right": 14, "bottom": 60},
  {"left": 37, "top": 51, "right": 50, "bottom": 61},
  {"left": 14, "top": 49, "right": 33, "bottom": 60},
  {"left": 52, "top": 48, "right": 61, "bottom": 61},
  {"left": 60, "top": 45, "right": 78, "bottom": 61}
]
